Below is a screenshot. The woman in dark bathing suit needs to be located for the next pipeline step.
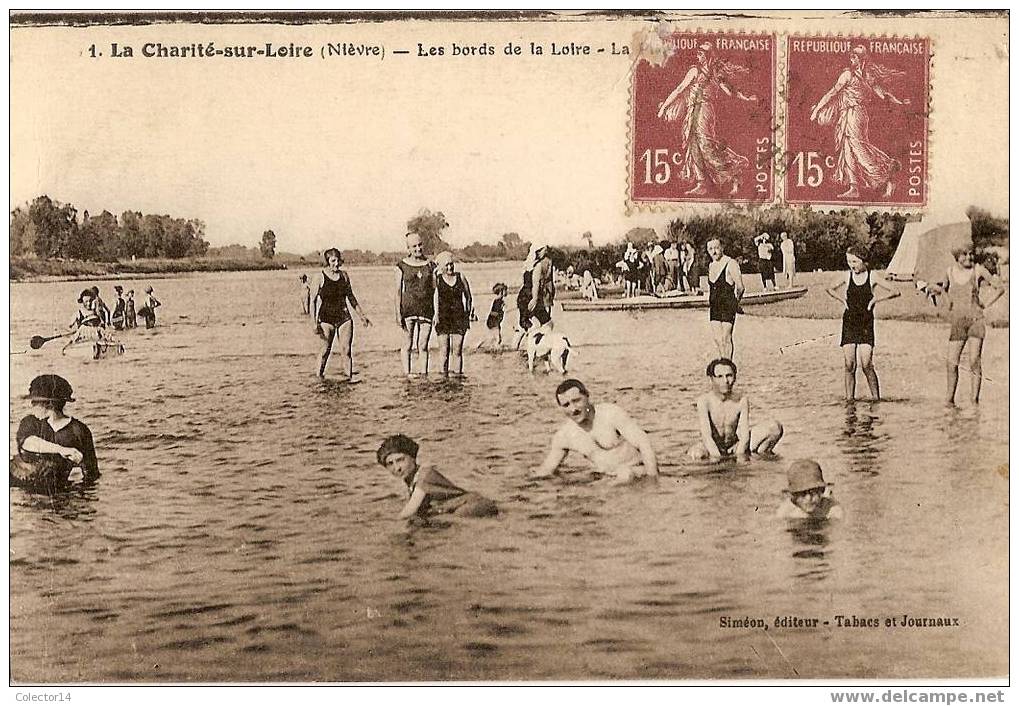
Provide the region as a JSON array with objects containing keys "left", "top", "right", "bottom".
[{"left": 313, "top": 248, "right": 371, "bottom": 379}]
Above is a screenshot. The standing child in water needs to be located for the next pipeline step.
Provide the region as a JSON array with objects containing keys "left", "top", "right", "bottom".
[
  {"left": 377, "top": 434, "right": 498, "bottom": 519},
  {"left": 396, "top": 232, "right": 436, "bottom": 378},
  {"left": 475, "top": 282, "right": 509, "bottom": 350},
  {"left": 313, "top": 248, "right": 372, "bottom": 379},
  {"left": 433, "top": 251, "right": 473, "bottom": 377},
  {"left": 825, "top": 246, "right": 899, "bottom": 401}
]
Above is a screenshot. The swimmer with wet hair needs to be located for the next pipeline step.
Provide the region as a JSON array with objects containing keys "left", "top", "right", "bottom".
[
  {"left": 377, "top": 434, "right": 497, "bottom": 520},
  {"left": 532, "top": 378, "right": 658, "bottom": 485},
  {"left": 687, "top": 357, "right": 783, "bottom": 462}
]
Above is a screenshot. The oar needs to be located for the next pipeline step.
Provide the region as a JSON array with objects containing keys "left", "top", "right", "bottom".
[{"left": 29, "top": 331, "right": 75, "bottom": 350}]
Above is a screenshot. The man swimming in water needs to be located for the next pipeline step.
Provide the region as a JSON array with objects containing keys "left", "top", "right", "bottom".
[
  {"left": 532, "top": 379, "right": 658, "bottom": 484},
  {"left": 688, "top": 358, "right": 783, "bottom": 462}
]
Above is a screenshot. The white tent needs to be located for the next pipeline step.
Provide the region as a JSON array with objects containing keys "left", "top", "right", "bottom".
[{"left": 886, "top": 220, "right": 973, "bottom": 282}]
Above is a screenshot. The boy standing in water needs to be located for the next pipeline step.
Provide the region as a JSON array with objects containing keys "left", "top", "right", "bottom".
[
  {"left": 688, "top": 358, "right": 783, "bottom": 462},
  {"left": 377, "top": 434, "right": 498, "bottom": 519}
]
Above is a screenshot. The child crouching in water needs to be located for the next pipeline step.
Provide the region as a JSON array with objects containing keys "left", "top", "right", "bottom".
[
  {"left": 377, "top": 434, "right": 498, "bottom": 520},
  {"left": 776, "top": 459, "right": 843, "bottom": 520}
]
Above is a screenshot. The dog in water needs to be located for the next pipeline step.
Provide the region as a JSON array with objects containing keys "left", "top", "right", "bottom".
[{"left": 524, "top": 326, "right": 574, "bottom": 374}]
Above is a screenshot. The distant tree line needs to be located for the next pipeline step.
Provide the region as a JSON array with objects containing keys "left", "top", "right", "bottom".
[
  {"left": 10, "top": 195, "right": 210, "bottom": 261},
  {"left": 554, "top": 206, "right": 1007, "bottom": 280}
]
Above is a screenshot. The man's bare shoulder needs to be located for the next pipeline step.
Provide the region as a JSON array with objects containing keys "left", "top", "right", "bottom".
[{"left": 596, "top": 402, "right": 638, "bottom": 424}]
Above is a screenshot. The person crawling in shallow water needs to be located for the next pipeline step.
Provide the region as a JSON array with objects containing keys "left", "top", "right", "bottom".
[
  {"left": 776, "top": 459, "right": 844, "bottom": 520},
  {"left": 687, "top": 358, "right": 783, "bottom": 463},
  {"left": 377, "top": 434, "right": 498, "bottom": 520}
]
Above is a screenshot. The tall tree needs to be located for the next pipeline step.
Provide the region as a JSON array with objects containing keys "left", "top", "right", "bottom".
[
  {"left": 406, "top": 209, "right": 450, "bottom": 254},
  {"left": 27, "top": 195, "right": 77, "bottom": 258},
  {"left": 260, "top": 229, "right": 277, "bottom": 259}
]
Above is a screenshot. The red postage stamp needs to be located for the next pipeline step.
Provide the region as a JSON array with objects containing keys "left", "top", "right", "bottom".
[
  {"left": 630, "top": 32, "right": 776, "bottom": 205},
  {"left": 784, "top": 36, "right": 930, "bottom": 207}
]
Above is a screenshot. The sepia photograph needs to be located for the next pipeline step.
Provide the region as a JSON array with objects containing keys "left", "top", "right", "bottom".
[{"left": 7, "top": 9, "right": 1010, "bottom": 690}]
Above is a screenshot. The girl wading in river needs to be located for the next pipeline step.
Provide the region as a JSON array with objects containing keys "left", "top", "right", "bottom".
[{"left": 313, "top": 248, "right": 371, "bottom": 380}]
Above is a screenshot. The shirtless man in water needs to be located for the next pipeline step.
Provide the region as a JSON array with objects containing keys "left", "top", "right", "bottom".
[
  {"left": 688, "top": 358, "right": 783, "bottom": 462},
  {"left": 532, "top": 379, "right": 658, "bottom": 484}
]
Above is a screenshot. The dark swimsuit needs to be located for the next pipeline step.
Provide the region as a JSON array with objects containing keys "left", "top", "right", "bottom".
[
  {"left": 435, "top": 273, "right": 469, "bottom": 336},
  {"left": 409, "top": 467, "right": 497, "bottom": 518},
  {"left": 708, "top": 259, "right": 739, "bottom": 324},
  {"left": 12, "top": 415, "right": 100, "bottom": 492},
  {"left": 841, "top": 271, "right": 875, "bottom": 346},
  {"left": 399, "top": 260, "right": 436, "bottom": 323},
  {"left": 318, "top": 270, "right": 356, "bottom": 326},
  {"left": 517, "top": 267, "right": 553, "bottom": 329},
  {"left": 486, "top": 298, "right": 504, "bottom": 330}
]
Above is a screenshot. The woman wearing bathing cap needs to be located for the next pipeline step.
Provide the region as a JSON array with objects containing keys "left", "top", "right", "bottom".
[
  {"left": 433, "top": 251, "right": 473, "bottom": 377},
  {"left": 11, "top": 374, "right": 99, "bottom": 493}
]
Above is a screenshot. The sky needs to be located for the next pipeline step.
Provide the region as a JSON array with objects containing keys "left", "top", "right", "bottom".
[{"left": 10, "top": 12, "right": 1009, "bottom": 253}]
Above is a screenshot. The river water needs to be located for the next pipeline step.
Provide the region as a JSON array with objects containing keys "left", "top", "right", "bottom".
[{"left": 9, "top": 263, "right": 1009, "bottom": 681}]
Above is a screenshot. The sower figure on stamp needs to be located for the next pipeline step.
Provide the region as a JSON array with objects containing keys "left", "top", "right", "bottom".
[
  {"left": 657, "top": 41, "right": 758, "bottom": 196},
  {"left": 809, "top": 45, "right": 911, "bottom": 199}
]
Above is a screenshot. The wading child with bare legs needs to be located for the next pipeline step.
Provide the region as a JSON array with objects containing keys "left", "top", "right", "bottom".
[
  {"left": 475, "top": 282, "right": 508, "bottom": 351},
  {"left": 396, "top": 233, "right": 436, "bottom": 379},
  {"left": 825, "top": 246, "right": 899, "bottom": 401},
  {"left": 927, "top": 246, "right": 1005, "bottom": 406},
  {"left": 433, "top": 251, "right": 473, "bottom": 378},
  {"left": 314, "top": 248, "right": 371, "bottom": 379},
  {"left": 688, "top": 358, "right": 783, "bottom": 463}
]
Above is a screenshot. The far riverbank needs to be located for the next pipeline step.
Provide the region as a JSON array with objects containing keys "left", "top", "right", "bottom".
[{"left": 9, "top": 257, "right": 288, "bottom": 283}]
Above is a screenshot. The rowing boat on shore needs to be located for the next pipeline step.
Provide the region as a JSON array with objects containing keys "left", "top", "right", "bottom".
[{"left": 559, "top": 286, "right": 808, "bottom": 311}]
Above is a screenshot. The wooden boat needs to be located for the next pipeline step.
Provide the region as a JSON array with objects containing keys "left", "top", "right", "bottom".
[{"left": 559, "top": 286, "right": 808, "bottom": 312}]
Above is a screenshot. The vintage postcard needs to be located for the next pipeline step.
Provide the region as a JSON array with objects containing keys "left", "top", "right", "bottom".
[{"left": 7, "top": 10, "right": 1009, "bottom": 689}]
